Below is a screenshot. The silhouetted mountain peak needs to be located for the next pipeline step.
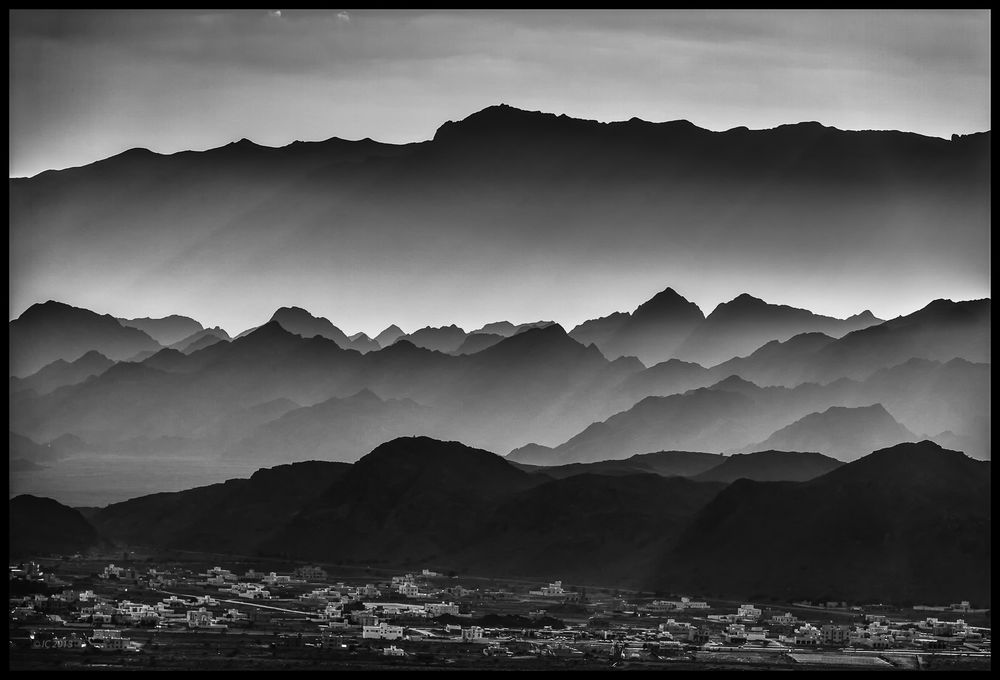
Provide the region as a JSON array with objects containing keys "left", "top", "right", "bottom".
[
  {"left": 847, "top": 309, "right": 879, "bottom": 322},
  {"left": 717, "top": 292, "right": 767, "bottom": 311},
  {"left": 818, "top": 440, "right": 986, "bottom": 487},
  {"left": 351, "top": 437, "right": 530, "bottom": 495},
  {"left": 708, "top": 375, "right": 761, "bottom": 392},
  {"left": 240, "top": 320, "right": 301, "bottom": 344},
  {"left": 632, "top": 286, "right": 704, "bottom": 319},
  {"left": 347, "top": 388, "right": 383, "bottom": 404},
  {"left": 76, "top": 350, "right": 111, "bottom": 364}
]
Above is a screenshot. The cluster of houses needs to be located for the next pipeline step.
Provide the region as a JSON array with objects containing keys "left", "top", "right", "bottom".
[{"left": 9, "top": 561, "right": 990, "bottom": 660}]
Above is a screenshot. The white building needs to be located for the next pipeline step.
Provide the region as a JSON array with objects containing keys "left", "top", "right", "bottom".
[
  {"left": 100, "top": 564, "right": 125, "bottom": 579},
  {"left": 426, "top": 602, "right": 460, "bottom": 617},
  {"left": 262, "top": 572, "right": 292, "bottom": 586},
  {"left": 187, "top": 608, "right": 214, "bottom": 629},
  {"left": 769, "top": 612, "right": 798, "bottom": 626},
  {"left": 794, "top": 623, "right": 821, "bottom": 646},
  {"left": 529, "top": 580, "right": 566, "bottom": 597},
  {"left": 462, "top": 626, "right": 486, "bottom": 642},
  {"left": 363, "top": 623, "right": 405, "bottom": 640},
  {"left": 737, "top": 604, "right": 762, "bottom": 621},
  {"left": 398, "top": 582, "right": 420, "bottom": 597}
]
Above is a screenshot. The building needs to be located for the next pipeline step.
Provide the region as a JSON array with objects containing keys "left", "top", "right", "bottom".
[
  {"left": 262, "top": 572, "right": 292, "bottom": 586},
  {"left": 794, "top": 623, "right": 821, "bottom": 646},
  {"left": 821, "top": 624, "right": 851, "bottom": 646},
  {"left": 723, "top": 624, "right": 748, "bottom": 645},
  {"left": 426, "top": 602, "right": 460, "bottom": 617},
  {"left": 362, "top": 623, "right": 405, "bottom": 640},
  {"left": 100, "top": 564, "right": 125, "bottom": 580},
  {"left": 462, "top": 626, "right": 486, "bottom": 642},
  {"left": 737, "top": 604, "right": 762, "bottom": 621},
  {"left": 529, "top": 581, "right": 566, "bottom": 597},
  {"left": 769, "top": 612, "right": 799, "bottom": 626},
  {"left": 397, "top": 582, "right": 420, "bottom": 598},
  {"left": 295, "top": 566, "right": 328, "bottom": 581}
]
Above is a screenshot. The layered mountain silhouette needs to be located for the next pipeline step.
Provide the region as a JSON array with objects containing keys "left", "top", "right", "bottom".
[
  {"left": 9, "top": 301, "right": 161, "bottom": 377},
  {"left": 169, "top": 327, "right": 231, "bottom": 353},
  {"left": 657, "top": 441, "right": 991, "bottom": 605},
  {"left": 270, "top": 306, "right": 352, "bottom": 348},
  {"left": 374, "top": 324, "right": 405, "bottom": 348},
  {"left": 453, "top": 332, "right": 504, "bottom": 355},
  {"left": 513, "top": 450, "right": 723, "bottom": 480},
  {"left": 673, "top": 294, "right": 882, "bottom": 367},
  {"left": 225, "top": 389, "right": 435, "bottom": 462},
  {"left": 594, "top": 287, "right": 706, "bottom": 366},
  {"left": 9, "top": 350, "right": 114, "bottom": 397},
  {"left": 401, "top": 325, "right": 468, "bottom": 354},
  {"left": 11, "top": 105, "right": 988, "bottom": 365},
  {"left": 119, "top": 315, "right": 203, "bottom": 346},
  {"left": 692, "top": 450, "right": 843, "bottom": 483},
  {"left": 748, "top": 404, "right": 916, "bottom": 461},
  {"left": 9, "top": 296, "right": 989, "bottom": 469}
]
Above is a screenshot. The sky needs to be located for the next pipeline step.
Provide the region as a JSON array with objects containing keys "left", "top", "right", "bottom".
[
  {"left": 8, "top": 10, "right": 992, "bottom": 335},
  {"left": 10, "top": 10, "right": 991, "bottom": 178}
]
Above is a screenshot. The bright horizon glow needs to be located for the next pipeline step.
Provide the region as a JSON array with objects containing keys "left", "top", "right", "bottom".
[{"left": 7, "top": 289, "right": 990, "bottom": 340}]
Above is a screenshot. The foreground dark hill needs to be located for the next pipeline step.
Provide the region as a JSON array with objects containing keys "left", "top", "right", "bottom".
[
  {"left": 657, "top": 441, "right": 991, "bottom": 605},
  {"left": 91, "top": 461, "right": 350, "bottom": 554},
  {"left": 457, "top": 473, "right": 725, "bottom": 583},
  {"left": 9, "top": 301, "right": 161, "bottom": 377},
  {"left": 693, "top": 450, "right": 843, "bottom": 483},
  {"left": 91, "top": 437, "right": 724, "bottom": 586},
  {"left": 10, "top": 495, "right": 103, "bottom": 556},
  {"left": 268, "top": 437, "right": 545, "bottom": 564},
  {"left": 79, "top": 437, "right": 988, "bottom": 603}
]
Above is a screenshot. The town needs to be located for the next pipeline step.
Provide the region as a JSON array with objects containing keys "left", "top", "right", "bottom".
[{"left": 9, "top": 553, "right": 991, "bottom": 670}]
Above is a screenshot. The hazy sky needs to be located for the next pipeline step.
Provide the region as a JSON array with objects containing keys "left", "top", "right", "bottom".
[
  {"left": 10, "top": 10, "right": 990, "bottom": 178},
  {"left": 8, "top": 10, "right": 991, "bottom": 335}
]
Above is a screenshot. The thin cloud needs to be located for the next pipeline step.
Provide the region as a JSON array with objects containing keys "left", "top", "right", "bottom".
[{"left": 336, "top": 11, "right": 350, "bottom": 23}]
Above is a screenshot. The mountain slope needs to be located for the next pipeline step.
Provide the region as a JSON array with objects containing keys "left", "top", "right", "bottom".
[
  {"left": 10, "top": 350, "right": 115, "bottom": 396},
  {"left": 119, "top": 315, "right": 204, "bottom": 346},
  {"left": 10, "top": 495, "right": 103, "bottom": 556},
  {"left": 675, "top": 293, "right": 882, "bottom": 367},
  {"left": 10, "top": 301, "right": 162, "bottom": 377},
  {"left": 91, "top": 460, "right": 350, "bottom": 553},
  {"left": 657, "top": 441, "right": 991, "bottom": 605},
  {"left": 749, "top": 404, "right": 916, "bottom": 461},
  {"left": 270, "top": 306, "right": 352, "bottom": 347},
  {"left": 12, "top": 106, "right": 988, "bottom": 354},
  {"left": 693, "top": 450, "right": 843, "bottom": 483}
]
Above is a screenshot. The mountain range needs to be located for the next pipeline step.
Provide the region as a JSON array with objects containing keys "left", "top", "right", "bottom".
[
  {"left": 8, "top": 294, "right": 990, "bottom": 476},
  {"left": 11, "top": 105, "right": 989, "bottom": 356},
  {"left": 14, "top": 437, "right": 988, "bottom": 606}
]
